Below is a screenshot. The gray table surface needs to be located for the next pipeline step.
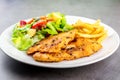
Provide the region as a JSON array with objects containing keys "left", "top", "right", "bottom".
[{"left": 0, "top": 0, "right": 120, "bottom": 80}]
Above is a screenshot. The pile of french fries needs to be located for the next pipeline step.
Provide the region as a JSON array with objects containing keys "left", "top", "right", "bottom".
[{"left": 73, "top": 19, "right": 107, "bottom": 43}]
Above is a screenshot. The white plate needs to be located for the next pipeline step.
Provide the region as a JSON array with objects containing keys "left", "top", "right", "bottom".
[{"left": 0, "top": 16, "right": 119, "bottom": 68}]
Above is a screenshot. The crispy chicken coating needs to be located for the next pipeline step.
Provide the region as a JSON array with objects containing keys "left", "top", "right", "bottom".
[
  {"left": 27, "top": 29, "right": 77, "bottom": 54},
  {"left": 27, "top": 29, "right": 102, "bottom": 62},
  {"left": 32, "top": 37, "right": 102, "bottom": 62}
]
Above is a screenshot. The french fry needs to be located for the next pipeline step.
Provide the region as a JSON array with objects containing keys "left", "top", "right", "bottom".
[
  {"left": 82, "top": 28, "right": 92, "bottom": 33},
  {"left": 93, "top": 19, "right": 100, "bottom": 26},
  {"left": 73, "top": 19, "right": 107, "bottom": 42},
  {"left": 82, "top": 23, "right": 94, "bottom": 31},
  {"left": 92, "top": 26, "right": 104, "bottom": 34},
  {"left": 97, "top": 33, "right": 107, "bottom": 43},
  {"left": 74, "top": 20, "right": 94, "bottom": 31},
  {"left": 77, "top": 31, "right": 106, "bottom": 38}
]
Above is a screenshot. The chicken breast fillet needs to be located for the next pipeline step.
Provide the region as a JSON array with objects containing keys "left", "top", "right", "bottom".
[
  {"left": 33, "top": 38, "right": 102, "bottom": 62},
  {"left": 27, "top": 29, "right": 77, "bottom": 54}
]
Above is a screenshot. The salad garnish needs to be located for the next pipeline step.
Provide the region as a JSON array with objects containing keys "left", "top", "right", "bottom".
[{"left": 12, "top": 12, "right": 73, "bottom": 50}]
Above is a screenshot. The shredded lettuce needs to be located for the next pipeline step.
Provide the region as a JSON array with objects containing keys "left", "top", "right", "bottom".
[
  {"left": 12, "top": 36, "right": 33, "bottom": 50},
  {"left": 12, "top": 24, "right": 33, "bottom": 50},
  {"left": 40, "top": 12, "right": 73, "bottom": 35}
]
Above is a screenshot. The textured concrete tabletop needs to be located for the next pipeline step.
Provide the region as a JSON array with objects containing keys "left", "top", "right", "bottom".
[{"left": 0, "top": 0, "right": 120, "bottom": 80}]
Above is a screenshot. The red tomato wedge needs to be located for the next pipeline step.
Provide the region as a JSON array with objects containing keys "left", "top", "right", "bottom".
[{"left": 31, "top": 20, "right": 47, "bottom": 29}]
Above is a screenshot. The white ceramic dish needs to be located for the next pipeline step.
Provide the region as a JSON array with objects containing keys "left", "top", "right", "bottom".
[{"left": 0, "top": 16, "right": 119, "bottom": 68}]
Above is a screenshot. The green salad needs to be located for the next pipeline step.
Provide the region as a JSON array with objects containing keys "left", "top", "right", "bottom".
[{"left": 12, "top": 12, "right": 73, "bottom": 50}]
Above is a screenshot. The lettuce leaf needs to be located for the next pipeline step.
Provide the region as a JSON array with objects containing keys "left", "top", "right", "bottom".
[
  {"left": 12, "top": 24, "right": 44, "bottom": 50},
  {"left": 12, "top": 36, "right": 33, "bottom": 50}
]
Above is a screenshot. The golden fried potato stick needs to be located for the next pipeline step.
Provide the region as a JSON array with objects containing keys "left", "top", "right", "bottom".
[
  {"left": 73, "top": 19, "right": 107, "bottom": 43},
  {"left": 73, "top": 20, "right": 94, "bottom": 31},
  {"left": 77, "top": 31, "right": 106, "bottom": 38},
  {"left": 97, "top": 32, "right": 107, "bottom": 43}
]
